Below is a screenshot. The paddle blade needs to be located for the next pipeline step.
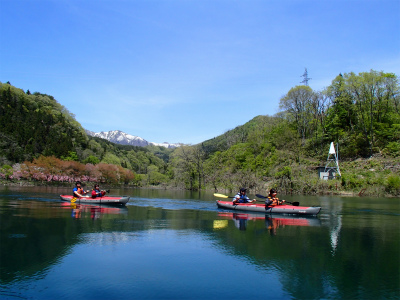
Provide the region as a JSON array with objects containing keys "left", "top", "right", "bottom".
[
  {"left": 213, "top": 193, "right": 230, "bottom": 198},
  {"left": 285, "top": 201, "right": 299, "bottom": 206},
  {"left": 256, "top": 194, "right": 267, "bottom": 199},
  {"left": 71, "top": 197, "right": 77, "bottom": 203}
]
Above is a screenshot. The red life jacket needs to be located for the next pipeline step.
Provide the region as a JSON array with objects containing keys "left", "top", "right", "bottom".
[{"left": 92, "top": 189, "right": 106, "bottom": 198}]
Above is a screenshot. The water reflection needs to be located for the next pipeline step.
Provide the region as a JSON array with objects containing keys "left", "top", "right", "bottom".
[
  {"left": 217, "top": 212, "right": 321, "bottom": 233},
  {"left": 319, "top": 196, "right": 344, "bottom": 255},
  {"left": 61, "top": 202, "right": 128, "bottom": 219},
  {"left": 0, "top": 187, "right": 399, "bottom": 299}
]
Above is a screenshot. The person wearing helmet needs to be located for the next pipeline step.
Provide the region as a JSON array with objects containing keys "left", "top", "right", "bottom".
[{"left": 232, "top": 188, "right": 256, "bottom": 204}]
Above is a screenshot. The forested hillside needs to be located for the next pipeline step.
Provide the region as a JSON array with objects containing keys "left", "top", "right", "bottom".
[
  {"left": 0, "top": 82, "right": 171, "bottom": 185},
  {"left": 0, "top": 83, "right": 87, "bottom": 162},
  {"left": 170, "top": 70, "right": 400, "bottom": 195},
  {"left": 1, "top": 70, "right": 399, "bottom": 196}
]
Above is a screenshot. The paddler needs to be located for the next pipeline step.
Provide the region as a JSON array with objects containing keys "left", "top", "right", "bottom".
[
  {"left": 232, "top": 188, "right": 256, "bottom": 204},
  {"left": 73, "top": 181, "right": 89, "bottom": 198},
  {"left": 91, "top": 184, "right": 106, "bottom": 198},
  {"left": 265, "top": 188, "right": 285, "bottom": 206}
]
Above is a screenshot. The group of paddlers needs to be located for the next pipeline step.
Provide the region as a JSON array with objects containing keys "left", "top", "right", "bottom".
[
  {"left": 73, "top": 181, "right": 106, "bottom": 198},
  {"left": 232, "top": 188, "right": 285, "bottom": 206}
]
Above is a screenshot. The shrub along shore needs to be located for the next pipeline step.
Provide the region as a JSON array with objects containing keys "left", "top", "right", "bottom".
[{"left": 1, "top": 155, "right": 399, "bottom": 198}]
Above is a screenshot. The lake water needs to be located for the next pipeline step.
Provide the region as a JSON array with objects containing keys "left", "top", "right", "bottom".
[{"left": 0, "top": 186, "right": 399, "bottom": 299}]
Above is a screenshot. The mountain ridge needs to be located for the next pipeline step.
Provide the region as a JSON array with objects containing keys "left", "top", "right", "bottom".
[{"left": 85, "top": 130, "right": 182, "bottom": 148}]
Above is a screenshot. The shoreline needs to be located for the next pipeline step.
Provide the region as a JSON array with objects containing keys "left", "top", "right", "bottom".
[{"left": 1, "top": 179, "right": 398, "bottom": 198}]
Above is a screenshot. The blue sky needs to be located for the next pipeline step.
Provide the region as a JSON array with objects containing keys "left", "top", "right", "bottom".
[{"left": 1, "top": 0, "right": 399, "bottom": 144}]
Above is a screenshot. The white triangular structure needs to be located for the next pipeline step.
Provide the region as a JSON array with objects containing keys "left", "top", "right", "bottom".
[
  {"left": 329, "top": 142, "right": 336, "bottom": 155},
  {"left": 325, "top": 142, "right": 341, "bottom": 177}
]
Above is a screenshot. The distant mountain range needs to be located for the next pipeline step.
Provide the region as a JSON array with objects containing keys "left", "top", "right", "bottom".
[{"left": 85, "top": 130, "right": 182, "bottom": 148}]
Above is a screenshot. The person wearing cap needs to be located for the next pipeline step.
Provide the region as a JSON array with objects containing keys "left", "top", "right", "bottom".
[
  {"left": 265, "top": 188, "right": 285, "bottom": 206},
  {"left": 232, "top": 188, "right": 256, "bottom": 204}
]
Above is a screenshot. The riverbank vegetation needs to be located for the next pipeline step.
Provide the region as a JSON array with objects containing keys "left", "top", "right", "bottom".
[{"left": 1, "top": 70, "right": 399, "bottom": 196}]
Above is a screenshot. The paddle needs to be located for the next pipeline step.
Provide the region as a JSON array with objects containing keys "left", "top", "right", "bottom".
[
  {"left": 93, "top": 189, "right": 111, "bottom": 197},
  {"left": 213, "top": 193, "right": 256, "bottom": 203},
  {"left": 213, "top": 193, "right": 233, "bottom": 198},
  {"left": 255, "top": 194, "right": 299, "bottom": 206}
]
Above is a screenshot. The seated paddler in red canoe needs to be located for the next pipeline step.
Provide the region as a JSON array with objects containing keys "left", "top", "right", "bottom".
[
  {"left": 255, "top": 189, "right": 300, "bottom": 206},
  {"left": 232, "top": 188, "right": 256, "bottom": 204},
  {"left": 73, "top": 181, "right": 89, "bottom": 198},
  {"left": 264, "top": 188, "right": 285, "bottom": 206},
  {"left": 91, "top": 184, "right": 106, "bottom": 198}
]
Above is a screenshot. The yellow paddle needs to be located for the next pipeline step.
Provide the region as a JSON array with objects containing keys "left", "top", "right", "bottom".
[
  {"left": 213, "top": 193, "right": 232, "bottom": 198},
  {"left": 71, "top": 197, "right": 77, "bottom": 203}
]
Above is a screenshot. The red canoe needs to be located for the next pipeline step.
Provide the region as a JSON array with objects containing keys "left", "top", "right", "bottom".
[
  {"left": 60, "top": 194, "right": 130, "bottom": 205},
  {"left": 216, "top": 200, "right": 321, "bottom": 215}
]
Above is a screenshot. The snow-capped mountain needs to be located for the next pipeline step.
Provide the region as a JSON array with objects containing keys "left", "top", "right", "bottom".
[{"left": 86, "top": 130, "right": 181, "bottom": 148}]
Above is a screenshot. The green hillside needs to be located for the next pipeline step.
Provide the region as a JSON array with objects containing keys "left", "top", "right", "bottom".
[
  {"left": 1, "top": 70, "right": 399, "bottom": 196},
  {"left": 0, "top": 82, "right": 170, "bottom": 185},
  {"left": 0, "top": 83, "right": 87, "bottom": 162},
  {"left": 170, "top": 70, "right": 400, "bottom": 195}
]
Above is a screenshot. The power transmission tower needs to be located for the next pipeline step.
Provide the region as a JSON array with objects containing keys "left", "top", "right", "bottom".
[{"left": 300, "top": 68, "right": 312, "bottom": 86}]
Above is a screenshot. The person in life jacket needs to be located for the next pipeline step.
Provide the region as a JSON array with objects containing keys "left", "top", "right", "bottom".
[
  {"left": 73, "top": 181, "right": 88, "bottom": 198},
  {"left": 265, "top": 188, "right": 285, "bottom": 206},
  {"left": 232, "top": 188, "right": 256, "bottom": 204},
  {"left": 91, "top": 184, "right": 106, "bottom": 198}
]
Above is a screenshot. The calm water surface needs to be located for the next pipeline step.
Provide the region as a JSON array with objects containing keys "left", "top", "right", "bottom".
[{"left": 0, "top": 186, "right": 399, "bottom": 299}]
